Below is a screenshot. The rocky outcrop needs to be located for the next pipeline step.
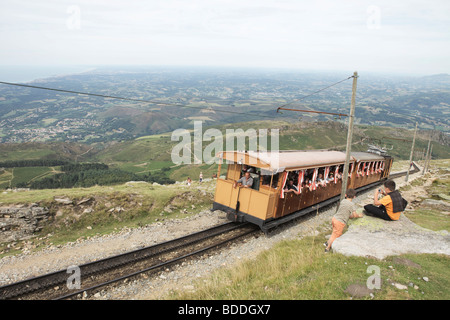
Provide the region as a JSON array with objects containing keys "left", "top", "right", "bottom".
[
  {"left": 421, "top": 199, "right": 450, "bottom": 212},
  {"left": 0, "top": 205, "right": 51, "bottom": 242},
  {"left": 332, "top": 213, "right": 450, "bottom": 259}
]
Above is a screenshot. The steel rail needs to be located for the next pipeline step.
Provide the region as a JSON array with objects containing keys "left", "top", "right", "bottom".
[
  {"left": 0, "top": 221, "right": 254, "bottom": 300},
  {"left": 55, "top": 226, "right": 257, "bottom": 300}
]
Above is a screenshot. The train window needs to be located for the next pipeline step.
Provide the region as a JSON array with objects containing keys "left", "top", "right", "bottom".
[
  {"left": 261, "top": 170, "right": 279, "bottom": 189},
  {"left": 317, "top": 167, "right": 326, "bottom": 187},
  {"left": 339, "top": 165, "right": 344, "bottom": 179},
  {"left": 225, "top": 163, "right": 241, "bottom": 181},
  {"left": 356, "top": 162, "right": 362, "bottom": 176},
  {"left": 287, "top": 171, "right": 298, "bottom": 186},
  {"left": 305, "top": 169, "right": 313, "bottom": 182},
  {"left": 220, "top": 165, "right": 228, "bottom": 180},
  {"left": 272, "top": 173, "right": 280, "bottom": 188},
  {"left": 262, "top": 174, "right": 271, "bottom": 186}
]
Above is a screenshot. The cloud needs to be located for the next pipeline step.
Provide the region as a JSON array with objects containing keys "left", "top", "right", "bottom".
[{"left": 0, "top": 0, "right": 449, "bottom": 74}]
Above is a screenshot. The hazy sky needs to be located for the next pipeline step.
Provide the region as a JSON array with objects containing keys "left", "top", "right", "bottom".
[{"left": 1, "top": 0, "right": 449, "bottom": 75}]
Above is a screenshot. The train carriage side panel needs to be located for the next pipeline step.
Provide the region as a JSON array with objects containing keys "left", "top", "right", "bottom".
[
  {"left": 214, "top": 179, "right": 232, "bottom": 208},
  {"left": 214, "top": 162, "right": 278, "bottom": 223},
  {"left": 247, "top": 189, "right": 273, "bottom": 220},
  {"left": 383, "top": 156, "right": 393, "bottom": 179},
  {"left": 214, "top": 150, "right": 395, "bottom": 230}
]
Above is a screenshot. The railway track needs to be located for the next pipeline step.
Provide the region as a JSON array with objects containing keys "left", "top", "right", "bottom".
[
  {"left": 0, "top": 162, "right": 420, "bottom": 300},
  {"left": 0, "top": 222, "right": 258, "bottom": 300}
]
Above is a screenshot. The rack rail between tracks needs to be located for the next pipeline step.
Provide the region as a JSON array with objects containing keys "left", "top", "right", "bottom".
[{"left": 0, "top": 222, "right": 257, "bottom": 300}]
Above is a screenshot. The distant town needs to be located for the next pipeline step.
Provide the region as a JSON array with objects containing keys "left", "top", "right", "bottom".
[{"left": 0, "top": 68, "right": 449, "bottom": 144}]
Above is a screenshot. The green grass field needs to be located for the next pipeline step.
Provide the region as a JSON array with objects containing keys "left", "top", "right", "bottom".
[
  {"left": 0, "top": 166, "right": 61, "bottom": 188},
  {"left": 0, "top": 168, "right": 12, "bottom": 188},
  {"left": 170, "top": 235, "right": 449, "bottom": 300},
  {"left": 10, "top": 166, "right": 53, "bottom": 186},
  {"left": 404, "top": 165, "right": 450, "bottom": 232}
]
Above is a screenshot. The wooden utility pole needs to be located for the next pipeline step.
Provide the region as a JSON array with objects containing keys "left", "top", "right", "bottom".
[
  {"left": 422, "top": 137, "right": 431, "bottom": 175},
  {"left": 340, "top": 71, "right": 358, "bottom": 201},
  {"left": 405, "top": 122, "right": 418, "bottom": 182},
  {"left": 274, "top": 72, "right": 356, "bottom": 202},
  {"left": 425, "top": 144, "right": 433, "bottom": 174}
]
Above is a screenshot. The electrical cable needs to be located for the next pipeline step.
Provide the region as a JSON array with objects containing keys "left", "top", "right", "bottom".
[
  {"left": 278, "top": 76, "right": 353, "bottom": 109},
  {"left": 0, "top": 80, "right": 275, "bottom": 119},
  {"left": 1, "top": 75, "right": 353, "bottom": 120}
]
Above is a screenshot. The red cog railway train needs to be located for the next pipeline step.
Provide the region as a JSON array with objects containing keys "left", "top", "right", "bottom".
[{"left": 212, "top": 150, "right": 393, "bottom": 232}]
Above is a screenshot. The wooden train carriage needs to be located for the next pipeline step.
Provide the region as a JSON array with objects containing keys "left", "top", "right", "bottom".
[{"left": 213, "top": 150, "right": 392, "bottom": 230}]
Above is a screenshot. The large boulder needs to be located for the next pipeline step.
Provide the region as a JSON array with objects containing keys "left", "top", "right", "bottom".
[{"left": 332, "top": 214, "right": 450, "bottom": 259}]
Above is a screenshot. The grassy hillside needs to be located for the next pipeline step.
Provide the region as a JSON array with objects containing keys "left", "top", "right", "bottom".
[
  {"left": 1, "top": 121, "right": 449, "bottom": 188},
  {"left": 0, "top": 142, "right": 93, "bottom": 162},
  {"left": 95, "top": 120, "right": 450, "bottom": 183},
  {"left": 95, "top": 120, "right": 450, "bottom": 166},
  {"left": 0, "top": 180, "right": 215, "bottom": 256}
]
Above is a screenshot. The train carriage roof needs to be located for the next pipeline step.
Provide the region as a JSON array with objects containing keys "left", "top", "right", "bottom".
[
  {"left": 350, "top": 152, "right": 386, "bottom": 161},
  {"left": 217, "top": 150, "right": 385, "bottom": 172},
  {"left": 218, "top": 150, "right": 347, "bottom": 172}
]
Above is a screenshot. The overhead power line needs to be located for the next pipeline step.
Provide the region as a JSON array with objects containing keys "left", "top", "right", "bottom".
[
  {"left": 277, "top": 75, "right": 353, "bottom": 109},
  {"left": 0, "top": 80, "right": 275, "bottom": 119},
  {"left": 277, "top": 107, "right": 348, "bottom": 117},
  {"left": 0, "top": 75, "right": 353, "bottom": 120}
]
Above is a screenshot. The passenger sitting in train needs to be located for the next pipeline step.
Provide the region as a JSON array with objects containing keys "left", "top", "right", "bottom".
[
  {"left": 234, "top": 171, "right": 253, "bottom": 188},
  {"left": 241, "top": 165, "right": 255, "bottom": 177},
  {"left": 288, "top": 171, "right": 296, "bottom": 181},
  {"left": 284, "top": 179, "right": 299, "bottom": 194},
  {"left": 290, "top": 171, "right": 300, "bottom": 187},
  {"left": 327, "top": 172, "right": 335, "bottom": 183},
  {"left": 303, "top": 180, "right": 312, "bottom": 192},
  {"left": 317, "top": 173, "right": 326, "bottom": 187},
  {"left": 305, "top": 171, "right": 313, "bottom": 182}
]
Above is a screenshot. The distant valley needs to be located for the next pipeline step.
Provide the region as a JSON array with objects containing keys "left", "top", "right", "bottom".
[
  {"left": 0, "top": 67, "right": 449, "bottom": 144},
  {"left": 1, "top": 67, "right": 449, "bottom": 190}
]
